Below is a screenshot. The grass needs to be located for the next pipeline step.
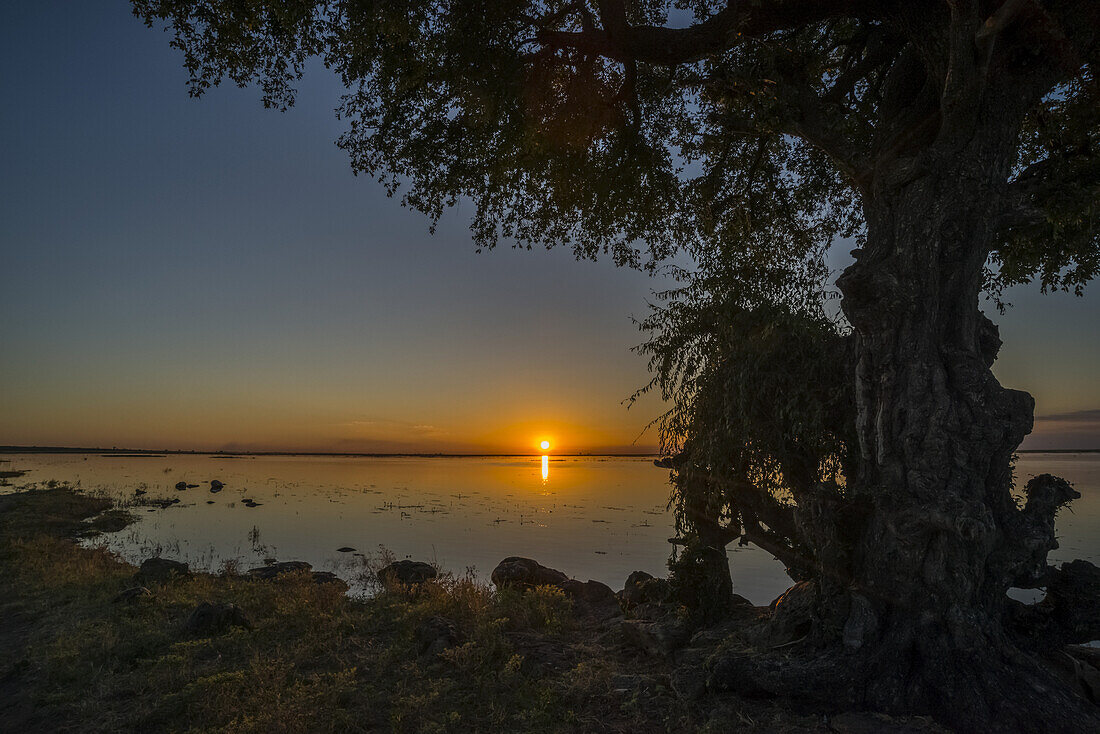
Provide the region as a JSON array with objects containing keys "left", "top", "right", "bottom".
[
  {"left": 0, "top": 486, "right": 899, "bottom": 733},
  {"left": 0, "top": 486, "right": 690, "bottom": 733}
]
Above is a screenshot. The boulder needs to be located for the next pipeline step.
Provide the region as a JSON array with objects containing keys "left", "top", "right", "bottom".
[
  {"left": 378, "top": 560, "right": 437, "bottom": 586},
  {"left": 560, "top": 579, "right": 622, "bottom": 620},
  {"left": 246, "top": 561, "right": 312, "bottom": 581},
  {"left": 621, "top": 570, "right": 672, "bottom": 609},
  {"left": 767, "top": 581, "right": 817, "bottom": 645},
  {"left": 135, "top": 557, "right": 191, "bottom": 585},
  {"left": 183, "top": 601, "right": 252, "bottom": 635},
  {"left": 174, "top": 481, "right": 187, "bottom": 491},
  {"left": 416, "top": 616, "right": 460, "bottom": 657},
  {"left": 491, "top": 557, "right": 568, "bottom": 590},
  {"left": 310, "top": 571, "right": 349, "bottom": 591},
  {"left": 244, "top": 562, "right": 345, "bottom": 588},
  {"left": 210, "top": 480, "right": 225, "bottom": 491}
]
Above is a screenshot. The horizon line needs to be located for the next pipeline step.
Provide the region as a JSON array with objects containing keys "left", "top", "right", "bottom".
[
  {"left": 2, "top": 445, "right": 1098, "bottom": 457},
  {"left": 0, "top": 445, "right": 662, "bottom": 458}
]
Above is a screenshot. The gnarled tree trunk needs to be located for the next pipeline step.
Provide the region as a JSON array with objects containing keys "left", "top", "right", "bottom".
[{"left": 834, "top": 116, "right": 1099, "bottom": 729}]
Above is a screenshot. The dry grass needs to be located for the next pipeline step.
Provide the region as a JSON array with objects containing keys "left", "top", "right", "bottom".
[{"left": 0, "top": 487, "right": 695, "bottom": 733}]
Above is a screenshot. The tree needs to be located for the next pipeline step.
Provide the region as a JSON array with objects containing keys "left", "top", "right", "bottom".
[{"left": 132, "top": 1, "right": 1100, "bottom": 729}]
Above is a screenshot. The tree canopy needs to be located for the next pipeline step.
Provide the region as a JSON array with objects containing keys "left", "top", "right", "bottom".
[{"left": 133, "top": 1, "right": 1096, "bottom": 283}]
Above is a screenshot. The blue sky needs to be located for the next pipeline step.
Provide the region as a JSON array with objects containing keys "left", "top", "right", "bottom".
[{"left": 1, "top": 2, "right": 1097, "bottom": 452}]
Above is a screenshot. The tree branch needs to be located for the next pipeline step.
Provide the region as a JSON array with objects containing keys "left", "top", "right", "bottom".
[{"left": 537, "top": 0, "right": 877, "bottom": 67}]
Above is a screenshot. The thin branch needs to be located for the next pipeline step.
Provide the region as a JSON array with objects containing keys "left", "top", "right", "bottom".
[{"left": 537, "top": 0, "right": 878, "bottom": 67}]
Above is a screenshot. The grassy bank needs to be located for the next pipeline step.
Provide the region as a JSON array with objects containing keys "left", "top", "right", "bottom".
[
  {"left": 0, "top": 487, "right": 689, "bottom": 732},
  {"left": 0, "top": 486, "right": 940, "bottom": 733}
]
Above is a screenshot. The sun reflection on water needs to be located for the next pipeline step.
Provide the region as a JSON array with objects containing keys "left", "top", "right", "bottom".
[{"left": 541, "top": 454, "right": 549, "bottom": 484}]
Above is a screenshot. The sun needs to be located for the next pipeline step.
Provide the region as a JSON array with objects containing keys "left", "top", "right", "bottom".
[{"left": 539, "top": 440, "right": 550, "bottom": 451}]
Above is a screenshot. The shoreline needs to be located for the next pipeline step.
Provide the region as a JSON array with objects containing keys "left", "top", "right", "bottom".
[{"left": 0, "top": 485, "right": 945, "bottom": 733}]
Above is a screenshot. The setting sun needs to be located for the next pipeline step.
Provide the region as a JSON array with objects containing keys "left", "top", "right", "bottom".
[{"left": 539, "top": 440, "right": 550, "bottom": 451}]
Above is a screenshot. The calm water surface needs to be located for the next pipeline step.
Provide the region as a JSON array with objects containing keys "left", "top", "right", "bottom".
[{"left": 2, "top": 452, "right": 1098, "bottom": 605}]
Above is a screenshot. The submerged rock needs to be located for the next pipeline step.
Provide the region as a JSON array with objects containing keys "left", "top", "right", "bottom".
[
  {"left": 135, "top": 557, "right": 190, "bottom": 585},
  {"left": 490, "top": 557, "right": 568, "bottom": 590},
  {"left": 183, "top": 601, "right": 252, "bottom": 635},
  {"left": 378, "top": 560, "right": 437, "bottom": 586}
]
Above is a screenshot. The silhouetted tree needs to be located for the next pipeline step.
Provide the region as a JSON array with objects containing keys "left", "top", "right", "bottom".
[{"left": 133, "top": 1, "right": 1099, "bottom": 729}]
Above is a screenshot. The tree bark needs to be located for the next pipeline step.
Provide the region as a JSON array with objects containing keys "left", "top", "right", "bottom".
[{"left": 834, "top": 117, "right": 1100, "bottom": 729}]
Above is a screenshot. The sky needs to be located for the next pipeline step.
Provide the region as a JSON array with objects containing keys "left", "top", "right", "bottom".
[{"left": 1, "top": 2, "right": 1097, "bottom": 454}]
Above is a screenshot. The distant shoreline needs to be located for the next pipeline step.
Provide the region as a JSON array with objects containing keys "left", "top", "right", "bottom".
[
  {"left": 2, "top": 445, "right": 1096, "bottom": 457},
  {"left": 0, "top": 446, "right": 661, "bottom": 458}
]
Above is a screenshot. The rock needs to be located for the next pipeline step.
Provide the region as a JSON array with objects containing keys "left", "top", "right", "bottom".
[
  {"left": 310, "top": 571, "right": 349, "bottom": 591},
  {"left": 242, "top": 499, "right": 261, "bottom": 507},
  {"left": 244, "top": 562, "right": 345, "bottom": 588},
  {"left": 246, "top": 561, "right": 312, "bottom": 581},
  {"left": 206, "top": 500, "right": 215, "bottom": 504},
  {"left": 174, "top": 481, "right": 187, "bottom": 491},
  {"left": 113, "top": 586, "right": 153, "bottom": 604},
  {"left": 416, "top": 616, "right": 460, "bottom": 657},
  {"left": 621, "top": 618, "right": 691, "bottom": 657},
  {"left": 86, "top": 509, "right": 133, "bottom": 534},
  {"left": 183, "top": 601, "right": 252, "bottom": 635},
  {"left": 621, "top": 570, "right": 672, "bottom": 609},
  {"left": 134, "top": 557, "right": 191, "bottom": 585},
  {"left": 336, "top": 547, "right": 356, "bottom": 553},
  {"left": 134, "top": 488, "right": 147, "bottom": 496},
  {"left": 560, "top": 579, "right": 622, "bottom": 620},
  {"left": 491, "top": 557, "right": 568, "bottom": 590},
  {"left": 210, "top": 480, "right": 225, "bottom": 491},
  {"left": 378, "top": 560, "right": 437, "bottom": 586},
  {"left": 767, "top": 581, "right": 817, "bottom": 645}
]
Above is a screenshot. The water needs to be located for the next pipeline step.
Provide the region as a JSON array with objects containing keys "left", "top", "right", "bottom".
[{"left": 2, "top": 452, "right": 1098, "bottom": 605}]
